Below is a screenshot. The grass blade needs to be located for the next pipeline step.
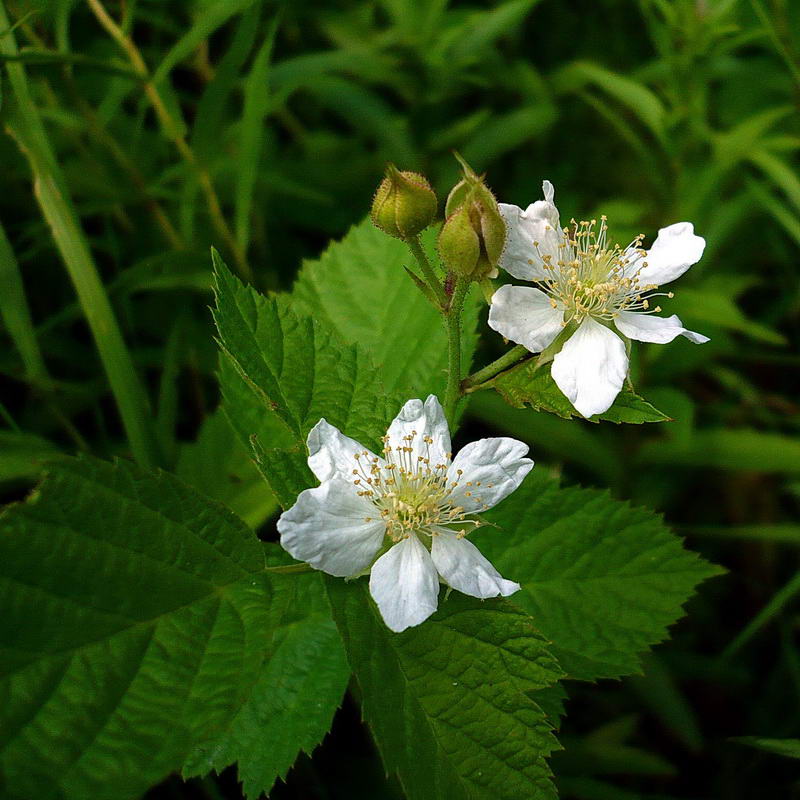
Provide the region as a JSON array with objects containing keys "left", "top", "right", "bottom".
[
  {"left": 0, "top": 219, "right": 48, "bottom": 383},
  {"left": 0, "top": 1, "right": 160, "bottom": 468}
]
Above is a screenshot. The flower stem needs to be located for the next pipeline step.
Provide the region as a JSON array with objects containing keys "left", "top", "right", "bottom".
[
  {"left": 406, "top": 235, "right": 447, "bottom": 309},
  {"left": 462, "top": 344, "right": 529, "bottom": 391},
  {"left": 443, "top": 279, "right": 469, "bottom": 424}
]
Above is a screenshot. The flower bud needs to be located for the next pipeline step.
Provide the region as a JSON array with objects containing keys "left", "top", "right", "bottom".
[
  {"left": 437, "top": 154, "right": 506, "bottom": 280},
  {"left": 370, "top": 164, "right": 437, "bottom": 239},
  {"left": 438, "top": 205, "right": 481, "bottom": 277}
]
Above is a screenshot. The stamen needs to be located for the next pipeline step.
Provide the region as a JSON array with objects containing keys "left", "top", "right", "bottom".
[
  {"left": 532, "top": 217, "right": 670, "bottom": 322},
  {"left": 351, "top": 431, "right": 484, "bottom": 543}
]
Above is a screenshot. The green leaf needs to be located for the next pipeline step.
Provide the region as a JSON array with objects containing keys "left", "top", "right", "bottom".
[
  {"left": 0, "top": 457, "right": 276, "bottom": 800},
  {"left": 235, "top": 18, "right": 279, "bottom": 252},
  {"left": 731, "top": 737, "right": 800, "bottom": 759},
  {"left": 639, "top": 429, "right": 800, "bottom": 474},
  {"left": 461, "top": 105, "right": 557, "bottom": 169},
  {"left": 291, "top": 220, "right": 480, "bottom": 399},
  {"left": 176, "top": 408, "right": 279, "bottom": 529},
  {"left": 554, "top": 61, "right": 667, "bottom": 143},
  {"left": 480, "top": 472, "right": 722, "bottom": 681},
  {"left": 327, "top": 580, "right": 564, "bottom": 800},
  {"left": 0, "top": 431, "right": 60, "bottom": 485},
  {"left": 214, "top": 251, "right": 400, "bottom": 453},
  {"left": 437, "top": 0, "right": 544, "bottom": 66},
  {"left": 713, "top": 106, "right": 792, "bottom": 169},
  {"left": 249, "top": 434, "right": 314, "bottom": 511},
  {"left": 185, "top": 568, "right": 349, "bottom": 798},
  {"left": 485, "top": 359, "right": 670, "bottom": 424},
  {"left": 152, "top": 0, "right": 258, "bottom": 85},
  {"left": 673, "top": 287, "right": 786, "bottom": 346},
  {"left": 214, "top": 252, "right": 408, "bottom": 508},
  {"left": 190, "top": 3, "right": 262, "bottom": 163}
]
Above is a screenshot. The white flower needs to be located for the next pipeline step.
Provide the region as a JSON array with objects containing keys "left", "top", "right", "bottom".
[
  {"left": 488, "top": 180, "right": 709, "bottom": 417},
  {"left": 277, "top": 395, "right": 532, "bottom": 632}
]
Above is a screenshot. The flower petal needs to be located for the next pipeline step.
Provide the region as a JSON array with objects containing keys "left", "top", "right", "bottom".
[
  {"left": 446, "top": 437, "right": 533, "bottom": 511},
  {"left": 369, "top": 534, "right": 439, "bottom": 632},
  {"left": 630, "top": 222, "right": 705, "bottom": 287},
  {"left": 488, "top": 285, "right": 565, "bottom": 353},
  {"left": 551, "top": 317, "right": 628, "bottom": 417},
  {"left": 430, "top": 529, "right": 520, "bottom": 599},
  {"left": 614, "top": 311, "right": 709, "bottom": 344},
  {"left": 277, "top": 477, "right": 385, "bottom": 577},
  {"left": 307, "top": 418, "right": 379, "bottom": 483},
  {"left": 385, "top": 395, "right": 451, "bottom": 467},
  {"left": 498, "top": 180, "right": 563, "bottom": 281}
]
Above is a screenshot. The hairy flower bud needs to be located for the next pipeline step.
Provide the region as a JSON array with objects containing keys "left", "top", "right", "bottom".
[
  {"left": 371, "top": 164, "right": 437, "bottom": 239},
  {"left": 438, "top": 205, "right": 480, "bottom": 277},
  {"left": 437, "top": 155, "right": 506, "bottom": 280}
]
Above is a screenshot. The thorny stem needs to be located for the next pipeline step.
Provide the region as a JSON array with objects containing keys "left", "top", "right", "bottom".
[
  {"left": 407, "top": 235, "right": 448, "bottom": 309},
  {"left": 86, "top": 0, "right": 252, "bottom": 282},
  {"left": 462, "top": 344, "right": 529, "bottom": 392},
  {"left": 443, "top": 279, "right": 469, "bottom": 425}
]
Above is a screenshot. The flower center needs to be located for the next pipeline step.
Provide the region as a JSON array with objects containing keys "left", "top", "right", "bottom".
[
  {"left": 349, "top": 431, "right": 487, "bottom": 543},
  {"left": 534, "top": 216, "right": 673, "bottom": 324}
]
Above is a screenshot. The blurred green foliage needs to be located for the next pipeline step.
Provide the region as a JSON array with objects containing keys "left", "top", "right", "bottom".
[{"left": 0, "top": 0, "right": 798, "bottom": 798}]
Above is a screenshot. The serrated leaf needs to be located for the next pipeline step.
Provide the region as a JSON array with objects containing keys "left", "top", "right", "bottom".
[
  {"left": 479, "top": 472, "right": 722, "bottom": 681},
  {"left": 291, "top": 220, "right": 481, "bottom": 399},
  {"left": 184, "top": 569, "right": 349, "bottom": 798},
  {"left": 214, "top": 253, "right": 403, "bottom": 497},
  {"left": 485, "top": 359, "right": 669, "bottom": 423},
  {"left": 0, "top": 457, "right": 276, "bottom": 800},
  {"left": 249, "top": 435, "right": 315, "bottom": 510},
  {"left": 327, "top": 580, "right": 564, "bottom": 800},
  {"left": 530, "top": 684, "right": 569, "bottom": 732}
]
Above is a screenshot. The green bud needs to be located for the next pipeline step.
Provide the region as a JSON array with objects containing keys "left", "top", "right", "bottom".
[
  {"left": 437, "top": 154, "right": 506, "bottom": 280},
  {"left": 438, "top": 205, "right": 480, "bottom": 277},
  {"left": 370, "top": 164, "right": 437, "bottom": 239}
]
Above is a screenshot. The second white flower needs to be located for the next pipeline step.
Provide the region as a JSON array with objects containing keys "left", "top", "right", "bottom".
[
  {"left": 489, "top": 181, "right": 709, "bottom": 417},
  {"left": 277, "top": 395, "right": 532, "bottom": 632}
]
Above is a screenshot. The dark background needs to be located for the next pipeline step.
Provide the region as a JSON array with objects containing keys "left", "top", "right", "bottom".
[{"left": 1, "top": 0, "right": 798, "bottom": 798}]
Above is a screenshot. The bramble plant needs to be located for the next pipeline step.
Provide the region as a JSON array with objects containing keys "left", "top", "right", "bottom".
[{"left": 0, "top": 153, "right": 722, "bottom": 800}]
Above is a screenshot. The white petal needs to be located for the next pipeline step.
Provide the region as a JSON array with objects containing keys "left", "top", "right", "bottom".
[
  {"left": 430, "top": 530, "right": 520, "bottom": 599},
  {"left": 306, "top": 418, "right": 379, "bottom": 483},
  {"left": 277, "top": 477, "right": 385, "bottom": 578},
  {"left": 385, "top": 395, "right": 451, "bottom": 467},
  {"left": 488, "top": 285, "right": 564, "bottom": 353},
  {"left": 446, "top": 437, "right": 533, "bottom": 511},
  {"left": 551, "top": 317, "right": 628, "bottom": 417},
  {"left": 369, "top": 535, "right": 439, "bottom": 632},
  {"left": 498, "top": 181, "right": 563, "bottom": 281},
  {"left": 614, "top": 311, "right": 709, "bottom": 345},
  {"left": 633, "top": 222, "right": 705, "bottom": 287}
]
